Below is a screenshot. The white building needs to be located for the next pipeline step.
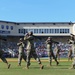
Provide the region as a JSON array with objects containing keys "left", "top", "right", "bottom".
[{"left": 0, "top": 20, "right": 75, "bottom": 42}]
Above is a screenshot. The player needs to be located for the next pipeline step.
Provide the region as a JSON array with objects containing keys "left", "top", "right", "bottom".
[
  {"left": 17, "top": 38, "right": 26, "bottom": 66},
  {"left": 55, "top": 44, "right": 61, "bottom": 60},
  {"left": 24, "top": 31, "right": 44, "bottom": 69},
  {"left": 68, "top": 46, "right": 73, "bottom": 61},
  {"left": 46, "top": 37, "right": 59, "bottom": 66},
  {"left": 68, "top": 34, "right": 75, "bottom": 69},
  {"left": 0, "top": 37, "right": 11, "bottom": 69}
]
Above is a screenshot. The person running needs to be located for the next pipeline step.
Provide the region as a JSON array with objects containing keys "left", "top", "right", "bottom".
[{"left": 0, "top": 37, "right": 11, "bottom": 69}]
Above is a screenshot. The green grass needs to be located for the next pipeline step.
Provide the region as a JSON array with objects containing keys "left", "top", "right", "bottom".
[{"left": 0, "top": 58, "right": 75, "bottom": 75}]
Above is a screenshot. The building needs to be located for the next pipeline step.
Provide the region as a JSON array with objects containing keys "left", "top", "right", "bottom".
[{"left": 0, "top": 20, "right": 75, "bottom": 42}]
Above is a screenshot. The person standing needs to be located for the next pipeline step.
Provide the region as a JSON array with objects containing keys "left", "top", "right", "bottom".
[
  {"left": 24, "top": 31, "right": 44, "bottom": 69},
  {"left": 17, "top": 38, "right": 26, "bottom": 66},
  {"left": 68, "top": 34, "right": 75, "bottom": 69},
  {"left": 46, "top": 37, "right": 59, "bottom": 66}
]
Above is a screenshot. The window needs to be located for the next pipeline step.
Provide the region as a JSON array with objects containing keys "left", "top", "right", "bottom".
[
  {"left": 18, "top": 29, "right": 20, "bottom": 33},
  {"left": 41, "top": 29, "right": 44, "bottom": 33},
  {"left": 49, "top": 29, "right": 51, "bottom": 33},
  {"left": 24, "top": 29, "right": 25, "bottom": 34},
  {"left": 6, "top": 25, "right": 9, "bottom": 29},
  {"left": 48, "top": 29, "right": 50, "bottom": 33},
  {"left": 44, "top": 29, "right": 46, "bottom": 33},
  {"left": 67, "top": 29, "right": 69, "bottom": 33},
  {"left": 24, "top": 29, "right": 28, "bottom": 34},
  {"left": 51, "top": 29, "right": 54, "bottom": 33},
  {"left": 20, "top": 28, "right": 70, "bottom": 34},
  {"left": 1, "top": 25, "right": 4, "bottom": 29},
  {"left": 44, "top": 29, "right": 48, "bottom": 33},
  {"left": 34, "top": 29, "right": 38, "bottom": 33},
  {"left": 18, "top": 29, "right": 24, "bottom": 34},
  {"left": 47, "top": 29, "right": 48, "bottom": 33},
  {"left": 55, "top": 29, "right": 59, "bottom": 33},
  {"left": 60, "top": 29, "right": 69, "bottom": 33},
  {"left": 25, "top": 29, "right": 28, "bottom": 33},
  {"left": 20, "top": 29, "right": 24, "bottom": 33},
  {"left": 39, "top": 29, "right": 41, "bottom": 33},
  {"left": 10, "top": 26, "right": 13, "bottom": 30},
  {"left": 65, "top": 29, "right": 69, "bottom": 33},
  {"left": 22, "top": 29, "right": 28, "bottom": 34},
  {"left": 60, "top": 29, "right": 64, "bottom": 33}
]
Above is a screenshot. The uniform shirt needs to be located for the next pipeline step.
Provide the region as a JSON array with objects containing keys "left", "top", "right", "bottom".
[
  {"left": 68, "top": 36, "right": 75, "bottom": 44},
  {"left": 0, "top": 50, "right": 4, "bottom": 56},
  {"left": 24, "top": 35, "right": 34, "bottom": 50},
  {"left": 46, "top": 39, "right": 52, "bottom": 51},
  {"left": 68, "top": 49, "right": 72, "bottom": 56},
  {"left": 17, "top": 42, "right": 24, "bottom": 53},
  {"left": 68, "top": 39, "right": 75, "bottom": 44},
  {"left": 46, "top": 39, "right": 59, "bottom": 52},
  {"left": 56, "top": 46, "right": 60, "bottom": 54}
]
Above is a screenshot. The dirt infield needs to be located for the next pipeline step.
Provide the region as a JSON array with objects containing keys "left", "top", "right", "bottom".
[{"left": 0, "top": 58, "right": 72, "bottom": 62}]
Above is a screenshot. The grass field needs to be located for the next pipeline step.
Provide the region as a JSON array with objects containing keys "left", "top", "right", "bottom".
[{"left": 0, "top": 58, "right": 75, "bottom": 75}]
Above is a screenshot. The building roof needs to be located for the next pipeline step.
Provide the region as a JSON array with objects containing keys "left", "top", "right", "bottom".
[{"left": 0, "top": 20, "right": 74, "bottom": 25}]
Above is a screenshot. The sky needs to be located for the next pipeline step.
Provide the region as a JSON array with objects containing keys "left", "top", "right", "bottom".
[{"left": 0, "top": 0, "right": 75, "bottom": 22}]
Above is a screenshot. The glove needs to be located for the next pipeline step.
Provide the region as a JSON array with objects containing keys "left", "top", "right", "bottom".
[{"left": 25, "top": 33, "right": 29, "bottom": 36}]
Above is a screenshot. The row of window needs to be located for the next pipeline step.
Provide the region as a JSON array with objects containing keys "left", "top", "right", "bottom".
[
  {"left": 0, "top": 25, "right": 13, "bottom": 30},
  {"left": 18, "top": 29, "right": 70, "bottom": 34}
]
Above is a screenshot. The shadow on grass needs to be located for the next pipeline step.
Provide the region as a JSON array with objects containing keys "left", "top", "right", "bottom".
[{"left": 28, "top": 66, "right": 69, "bottom": 70}]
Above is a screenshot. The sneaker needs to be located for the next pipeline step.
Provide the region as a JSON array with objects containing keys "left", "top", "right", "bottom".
[
  {"left": 47, "top": 64, "right": 52, "bottom": 67},
  {"left": 8, "top": 64, "right": 11, "bottom": 69},
  {"left": 73, "top": 65, "right": 75, "bottom": 69},
  {"left": 23, "top": 66, "right": 29, "bottom": 69},
  {"left": 40, "top": 65, "right": 44, "bottom": 70},
  {"left": 56, "top": 62, "right": 59, "bottom": 66},
  {"left": 26, "top": 66, "right": 29, "bottom": 69},
  {"left": 50, "top": 63, "right": 52, "bottom": 66},
  {"left": 18, "top": 64, "right": 21, "bottom": 66},
  {"left": 28, "top": 63, "right": 31, "bottom": 66},
  {"left": 69, "top": 67, "right": 74, "bottom": 69},
  {"left": 69, "top": 65, "right": 75, "bottom": 69}
]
